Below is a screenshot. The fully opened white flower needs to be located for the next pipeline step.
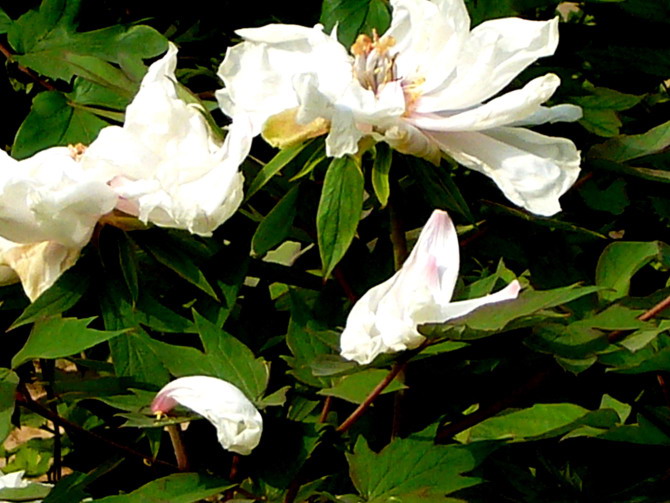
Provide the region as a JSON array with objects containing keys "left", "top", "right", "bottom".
[
  {"left": 151, "top": 376, "right": 263, "bottom": 456},
  {"left": 85, "top": 43, "right": 250, "bottom": 236},
  {"left": 0, "top": 145, "right": 117, "bottom": 300},
  {"left": 217, "top": 0, "right": 582, "bottom": 216},
  {"left": 340, "top": 210, "right": 521, "bottom": 365}
]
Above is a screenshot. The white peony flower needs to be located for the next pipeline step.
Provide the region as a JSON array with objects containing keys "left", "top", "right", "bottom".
[
  {"left": 340, "top": 209, "right": 521, "bottom": 365},
  {"left": 151, "top": 375, "right": 263, "bottom": 456},
  {"left": 216, "top": 0, "right": 582, "bottom": 216},
  {"left": 0, "top": 145, "right": 117, "bottom": 300},
  {"left": 0, "top": 469, "right": 52, "bottom": 503},
  {"left": 85, "top": 43, "right": 250, "bottom": 236}
]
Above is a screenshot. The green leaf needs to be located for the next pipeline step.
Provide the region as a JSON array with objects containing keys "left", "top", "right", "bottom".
[
  {"left": 245, "top": 142, "right": 311, "bottom": 201},
  {"left": 0, "top": 8, "right": 11, "bottom": 34},
  {"left": 90, "top": 473, "right": 234, "bottom": 503},
  {"left": 12, "top": 91, "right": 110, "bottom": 159},
  {"left": 573, "top": 86, "right": 643, "bottom": 137},
  {"left": 590, "top": 119, "right": 670, "bottom": 162},
  {"left": 11, "top": 317, "right": 125, "bottom": 368},
  {"left": 423, "top": 285, "right": 601, "bottom": 340},
  {"left": 317, "top": 156, "right": 364, "bottom": 278},
  {"left": 10, "top": 265, "right": 90, "bottom": 329},
  {"left": 347, "top": 430, "right": 490, "bottom": 502},
  {"left": 134, "top": 232, "right": 219, "bottom": 300},
  {"left": 146, "top": 312, "right": 269, "bottom": 402},
  {"left": 8, "top": 0, "right": 167, "bottom": 83},
  {"left": 320, "top": 0, "right": 392, "bottom": 48},
  {"left": 371, "top": 143, "right": 392, "bottom": 207},
  {"left": 595, "top": 241, "right": 670, "bottom": 302},
  {"left": 456, "top": 403, "right": 591, "bottom": 443},
  {"left": 0, "top": 482, "right": 52, "bottom": 502},
  {"left": 318, "top": 369, "right": 406, "bottom": 404},
  {"left": 252, "top": 184, "right": 300, "bottom": 257},
  {"left": 0, "top": 369, "right": 19, "bottom": 444}
]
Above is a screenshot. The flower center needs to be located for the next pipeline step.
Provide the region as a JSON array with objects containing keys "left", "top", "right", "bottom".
[
  {"left": 68, "top": 143, "right": 87, "bottom": 161},
  {"left": 351, "top": 30, "right": 398, "bottom": 94}
]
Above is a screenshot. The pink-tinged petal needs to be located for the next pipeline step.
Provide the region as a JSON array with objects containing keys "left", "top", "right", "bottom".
[
  {"left": 416, "top": 17, "right": 559, "bottom": 113},
  {"left": 425, "top": 127, "right": 581, "bottom": 216},
  {"left": 152, "top": 376, "right": 262, "bottom": 456},
  {"left": 410, "top": 74, "right": 561, "bottom": 132},
  {"left": 340, "top": 210, "right": 461, "bottom": 364},
  {"left": 437, "top": 279, "right": 521, "bottom": 321}
]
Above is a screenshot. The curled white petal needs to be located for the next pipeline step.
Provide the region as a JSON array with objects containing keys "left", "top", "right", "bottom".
[
  {"left": 151, "top": 376, "right": 262, "bottom": 456},
  {"left": 86, "top": 43, "right": 249, "bottom": 236},
  {"left": 340, "top": 210, "right": 520, "bottom": 364}
]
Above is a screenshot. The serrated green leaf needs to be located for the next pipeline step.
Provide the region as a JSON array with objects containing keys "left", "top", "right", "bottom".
[
  {"left": 146, "top": 312, "right": 269, "bottom": 402},
  {"left": 90, "top": 473, "right": 234, "bottom": 503},
  {"left": 317, "top": 156, "right": 364, "bottom": 278},
  {"left": 318, "top": 369, "right": 406, "bottom": 404},
  {"left": 595, "top": 241, "right": 670, "bottom": 302},
  {"left": 8, "top": 0, "right": 166, "bottom": 83},
  {"left": 348, "top": 431, "right": 489, "bottom": 502},
  {"left": 11, "top": 317, "right": 125, "bottom": 368},
  {"left": 10, "top": 265, "right": 90, "bottom": 329},
  {"left": 252, "top": 184, "right": 300, "bottom": 257},
  {"left": 12, "top": 91, "right": 110, "bottom": 159},
  {"left": 590, "top": 119, "right": 670, "bottom": 162},
  {"left": 0, "top": 369, "right": 18, "bottom": 444},
  {"left": 320, "top": 0, "right": 392, "bottom": 47}
]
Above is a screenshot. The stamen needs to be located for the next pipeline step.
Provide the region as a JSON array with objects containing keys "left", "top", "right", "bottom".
[
  {"left": 350, "top": 32, "right": 398, "bottom": 94},
  {"left": 68, "top": 143, "right": 87, "bottom": 161}
]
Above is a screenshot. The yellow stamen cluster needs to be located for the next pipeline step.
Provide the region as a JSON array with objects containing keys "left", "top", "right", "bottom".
[
  {"left": 351, "top": 29, "right": 398, "bottom": 94},
  {"left": 68, "top": 143, "right": 87, "bottom": 161}
]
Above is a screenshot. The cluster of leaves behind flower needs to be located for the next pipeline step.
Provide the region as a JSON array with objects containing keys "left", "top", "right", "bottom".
[{"left": 0, "top": 0, "right": 670, "bottom": 502}]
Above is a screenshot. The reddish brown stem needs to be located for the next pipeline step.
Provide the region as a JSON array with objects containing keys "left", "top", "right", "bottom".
[
  {"left": 0, "top": 41, "right": 56, "bottom": 91},
  {"left": 167, "top": 425, "right": 189, "bottom": 471},
  {"left": 319, "top": 396, "right": 333, "bottom": 423}
]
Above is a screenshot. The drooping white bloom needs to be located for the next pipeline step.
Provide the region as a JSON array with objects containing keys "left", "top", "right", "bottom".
[
  {"left": 0, "top": 146, "right": 117, "bottom": 300},
  {"left": 340, "top": 210, "right": 521, "bottom": 365},
  {"left": 217, "top": 0, "right": 582, "bottom": 216},
  {"left": 151, "top": 375, "right": 263, "bottom": 456},
  {"left": 85, "top": 43, "right": 250, "bottom": 236}
]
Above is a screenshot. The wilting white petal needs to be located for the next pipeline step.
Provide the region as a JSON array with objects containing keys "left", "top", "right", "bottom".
[
  {"left": 0, "top": 237, "right": 79, "bottom": 301},
  {"left": 340, "top": 210, "right": 520, "bottom": 364},
  {"left": 151, "top": 375, "right": 262, "bottom": 456},
  {"left": 85, "top": 43, "right": 249, "bottom": 236},
  {"left": 0, "top": 149, "right": 117, "bottom": 249},
  {"left": 426, "top": 127, "right": 581, "bottom": 216}
]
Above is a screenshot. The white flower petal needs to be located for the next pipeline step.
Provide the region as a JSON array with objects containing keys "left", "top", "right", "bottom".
[
  {"left": 509, "top": 103, "right": 583, "bottom": 127},
  {"left": 437, "top": 279, "right": 521, "bottom": 320},
  {"left": 0, "top": 237, "right": 79, "bottom": 301},
  {"left": 341, "top": 210, "right": 474, "bottom": 365},
  {"left": 410, "top": 74, "right": 561, "bottom": 132},
  {"left": 416, "top": 17, "right": 559, "bottom": 113},
  {"left": 151, "top": 376, "right": 262, "bottom": 456},
  {"left": 426, "top": 127, "right": 581, "bottom": 216},
  {"left": 0, "top": 149, "right": 117, "bottom": 249},
  {"left": 389, "top": 0, "right": 470, "bottom": 92},
  {"left": 217, "top": 24, "right": 351, "bottom": 136},
  {"left": 86, "top": 43, "right": 250, "bottom": 236}
]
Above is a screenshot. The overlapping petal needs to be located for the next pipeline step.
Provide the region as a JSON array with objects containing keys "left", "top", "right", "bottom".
[
  {"left": 86, "top": 43, "right": 249, "bottom": 236},
  {"left": 151, "top": 375, "right": 263, "bottom": 456},
  {"left": 217, "top": 0, "right": 581, "bottom": 216},
  {"left": 340, "top": 210, "right": 520, "bottom": 364}
]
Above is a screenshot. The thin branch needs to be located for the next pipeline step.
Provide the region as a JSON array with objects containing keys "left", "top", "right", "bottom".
[
  {"left": 319, "top": 396, "right": 333, "bottom": 423},
  {"left": 0, "top": 41, "right": 56, "bottom": 91},
  {"left": 389, "top": 201, "right": 408, "bottom": 269},
  {"left": 436, "top": 292, "right": 670, "bottom": 442},
  {"left": 608, "top": 292, "right": 670, "bottom": 342},
  {"left": 336, "top": 343, "right": 427, "bottom": 433},
  {"left": 16, "top": 390, "right": 177, "bottom": 470},
  {"left": 334, "top": 267, "right": 358, "bottom": 303}
]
